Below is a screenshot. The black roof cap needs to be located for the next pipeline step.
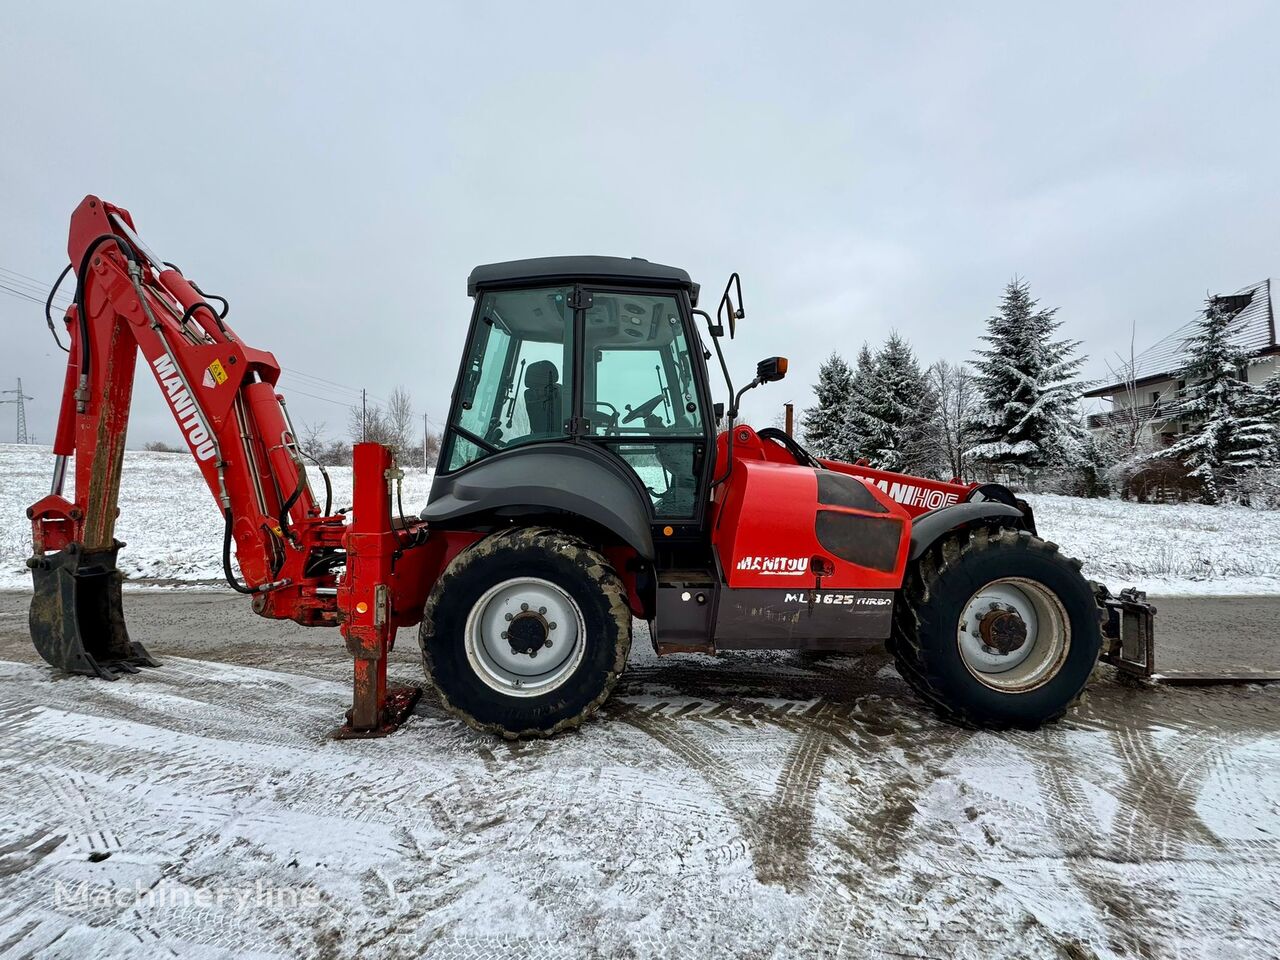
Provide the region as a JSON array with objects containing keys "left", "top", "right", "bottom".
[{"left": 468, "top": 256, "right": 698, "bottom": 306}]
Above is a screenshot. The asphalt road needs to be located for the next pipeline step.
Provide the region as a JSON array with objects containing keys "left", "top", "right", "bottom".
[
  {"left": 3, "top": 590, "right": 1276, "bottom": 682},
  {"left": 1143, "top": 594, "right": 1280, "bottom": 677}
]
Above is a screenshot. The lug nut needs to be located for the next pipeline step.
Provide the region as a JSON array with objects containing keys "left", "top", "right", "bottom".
[
  {"left": 505, "top": 613, "right": 513, "bottom": 621},
  {"left": 544, "top": 638, "right": 553, "bottom": 648},
  {"left": 529, "top": 649, "right": 538, "bottom": 658},
  {"left": 539, "top": 606, "right": 547, "bottom": 614},
  {"left": 521, "top": 603, "right": 529, "bottom": 611},
  {"left": 549, "top": 622, "right": 557, "bottom": 630},
  {"left": 501, "top": 631, "right": 508, "bottom": 639}
]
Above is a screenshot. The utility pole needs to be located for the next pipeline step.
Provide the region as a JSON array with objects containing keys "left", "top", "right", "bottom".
[
  {"left": 423, "top": 413, "right": 429, "bottom": 471},
  {"left": 0, "top": 378, "right": 33, "bottom": 443},
  {"left": 783, "top": 402, "right": 794, "bottom": 437},
  {"left": 361, "top": 388, "right": 367, "bottom": 443}
]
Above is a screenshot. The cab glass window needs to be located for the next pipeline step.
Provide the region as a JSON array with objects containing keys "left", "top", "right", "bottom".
[
  {"left": 582, "top": 292, "right": 706, "bottom": 518},
  {"left": 582, "top": 293, "right": 703, "bottom": 437},
  {"left": 446, "top": 286, "right": 573, "bottom": 471}
]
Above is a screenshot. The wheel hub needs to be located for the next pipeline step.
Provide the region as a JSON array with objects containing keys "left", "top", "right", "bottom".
[
  {"left": 505, "top": 609, "right": 552, "bottom": 657},
  {"left": 978, "top": 607, "right": 1027, "bottom": 655},
  {"left": 956, "top": 577, "right": 1070, "bottom": 692},
  {"left": 464, "top": 578, "right": 583, "bottom": 698}
]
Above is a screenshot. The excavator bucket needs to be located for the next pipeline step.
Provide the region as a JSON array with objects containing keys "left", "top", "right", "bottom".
[{"left": 27, "top": 541, "right": 158, "bottom": 680}]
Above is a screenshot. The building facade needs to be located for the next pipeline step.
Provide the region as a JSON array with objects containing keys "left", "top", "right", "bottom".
[{"left": 1085, "top": 279, "right": 1277, "bottom": 445}]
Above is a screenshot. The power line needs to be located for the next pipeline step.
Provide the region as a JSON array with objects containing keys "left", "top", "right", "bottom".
[
  {"left": 0, "top": 264, "right": 58, "bottom": 287},
  {"left": 0, "top": 279, "right": 70, "bottom": 310},
  {"left": 285, "top": 386, "right": 362, "bottom": 408},
  {"left": 281, "top": 367, "right": 387, "bottom": 405}
]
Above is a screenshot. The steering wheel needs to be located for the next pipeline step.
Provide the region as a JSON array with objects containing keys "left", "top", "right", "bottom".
[
  {"left": 623, "top": 393, "right": 666, "bottom": 424},
  {"left": 585, "top": 401, "right": 621, "bottom": 435},
  {"left": 757, "top": 427, "right": 821, "bottom": 468}
]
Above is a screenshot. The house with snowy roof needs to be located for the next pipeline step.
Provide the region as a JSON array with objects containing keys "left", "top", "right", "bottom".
[{"left": 1084, "top": 279, "right": 1277, "bottom": 445}]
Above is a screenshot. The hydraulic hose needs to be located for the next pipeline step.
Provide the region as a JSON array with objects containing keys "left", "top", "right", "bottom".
[
  {"left": 222, "top": 508, "right": 257, "bottom": 594},
  {"left": 278, "top": 480, "right": 304, "bottom": 546},
  {"left": 180, "top": 300, "right": 228, "bottom": 331},
  {"left": 190, "top": 281, "right": 229, "bottom": 319},
  {"left": 73, "top": 234, "right": 138, "bottom": 391},
  {"left": 44, "top": 264, "right": 72, "bottom": 352}
]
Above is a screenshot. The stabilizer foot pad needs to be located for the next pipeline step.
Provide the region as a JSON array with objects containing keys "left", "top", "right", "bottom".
[{"left": 331, "top": 685, "right": 423, "bottom": 739}]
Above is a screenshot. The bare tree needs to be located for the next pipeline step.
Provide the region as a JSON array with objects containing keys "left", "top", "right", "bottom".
[
  {"left": 348, "top": 402, "right": 391, "bottom": 448},
  {"left": 1093, "top": 320, "right": 1177, "bottom": 494},
  {"left": 299, "top": 420, "right": 327, "bottom": 455},
  {"left": 423, "top": 428, "right": 441, "bottom": 468},
  {"left": 347, "top": 387, "right": 417, "bottom": 460},
  {"left": 385, "top": 386, "right": 414, "bottom": 457},
  {"left": 928, "top": 360, "right": 977, "bottom": 480}
]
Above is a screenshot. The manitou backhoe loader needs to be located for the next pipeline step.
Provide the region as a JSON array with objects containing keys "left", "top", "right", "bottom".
[{"left": 25, "top": 196, "right": 1157, "bottom": 739}]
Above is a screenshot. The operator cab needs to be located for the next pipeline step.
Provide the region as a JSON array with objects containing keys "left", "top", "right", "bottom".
[{"left": 434, "top": 256, "right": 715, "bottom": 532}]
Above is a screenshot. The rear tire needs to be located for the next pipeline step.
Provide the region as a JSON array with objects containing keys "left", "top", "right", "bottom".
[
  {"left": 420, "top": 526, "right": 632, "bottom": 739},
  {"left": 890, "top": 526, "right": 1101, "bottom": 729}
]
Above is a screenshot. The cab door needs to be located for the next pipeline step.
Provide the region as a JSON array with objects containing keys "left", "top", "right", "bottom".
[{"left": 577, "top": 287, "right": 715, "bottom": 532}]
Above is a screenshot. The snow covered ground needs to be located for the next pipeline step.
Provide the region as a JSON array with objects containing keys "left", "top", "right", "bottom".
[
  {"left": 0, "top": 591, "right": 1277, "bottom": 959},
  {"left": 3, "top": 443, "right": 1280, "bottom": 595},
  {"left": 3, "top": 443, "right": 1280, "bottom": 957}
]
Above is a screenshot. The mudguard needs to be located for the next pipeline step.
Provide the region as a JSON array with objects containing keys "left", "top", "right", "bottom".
[
  {"left": 423, "top": 444, "right": 656, "bottom": 559},
  {"left": 907, "top": 502, "right": 1027, "bottom": 561}
]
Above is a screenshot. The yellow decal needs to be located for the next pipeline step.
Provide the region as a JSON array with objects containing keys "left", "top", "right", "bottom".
[{"left": 206, "top": 359, "right": 229, "bottom": 386}]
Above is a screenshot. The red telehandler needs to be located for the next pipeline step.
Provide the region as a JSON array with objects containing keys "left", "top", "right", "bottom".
[{"left": 26, "top": 197, "right": 1157, "bottom": 739}]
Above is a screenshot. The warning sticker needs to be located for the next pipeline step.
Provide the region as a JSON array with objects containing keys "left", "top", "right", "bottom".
[{"left": 204, "top": 359, "right": 229, "bottom": 388}]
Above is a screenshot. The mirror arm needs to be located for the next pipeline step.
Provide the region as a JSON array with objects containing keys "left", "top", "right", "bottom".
[
  {"left": 692, "top": 308, "right": 735, "bottom": 412},
  {"left": 711, "top": 376, "right": 764, "bottom": 490}
]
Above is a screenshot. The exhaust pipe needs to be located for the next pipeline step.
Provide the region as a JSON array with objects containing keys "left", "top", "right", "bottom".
[{"left": 27, "top": 540, "right": 158, "bottom": 680}]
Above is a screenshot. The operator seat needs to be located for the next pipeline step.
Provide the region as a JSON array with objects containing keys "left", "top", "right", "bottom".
[{"left": 524, "top": 360, "right": 562, "bottom": 436}]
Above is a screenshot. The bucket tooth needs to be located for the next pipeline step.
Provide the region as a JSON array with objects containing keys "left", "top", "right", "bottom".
[{"left": 28, "top": 541, "right": 158, "bottom": 681}]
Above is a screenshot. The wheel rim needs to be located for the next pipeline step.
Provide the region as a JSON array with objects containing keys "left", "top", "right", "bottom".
[
  {"left": 956, "top": 577, "right": 1070, "bottom": 692},
  {"left": 463, "top": 577, "right": 586, "bottom": 698}
]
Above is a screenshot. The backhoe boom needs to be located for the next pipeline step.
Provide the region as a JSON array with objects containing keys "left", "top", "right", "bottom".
[{"left": 26, "top": 196, "right": 448, "bottom": 734}]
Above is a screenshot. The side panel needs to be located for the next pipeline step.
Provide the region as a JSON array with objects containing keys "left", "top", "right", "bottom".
[
  {"left": 818, "top": 458, "right": 975, "bottom": 517},
  {"left": 715, "top": 588, "right": 894, "bottom": 649},
  {"left": 711, "top": 452, "right": 911, "bottom": 591}
]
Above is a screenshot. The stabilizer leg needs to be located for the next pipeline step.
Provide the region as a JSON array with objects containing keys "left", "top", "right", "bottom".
[{"left": 28, "top": 541, "right": 158, "bottom": 680}]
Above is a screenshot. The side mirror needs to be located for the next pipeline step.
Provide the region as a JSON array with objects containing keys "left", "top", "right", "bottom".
[
  {"left": 717, "top": 273, "right": 744, "bottom": 339},
  {"left": 756, "top": 356, "right": 788, "bottom": 383}
]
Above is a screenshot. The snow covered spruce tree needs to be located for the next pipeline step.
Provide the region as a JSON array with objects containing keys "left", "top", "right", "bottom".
[
  {"left": 836, "top": 343, "right": 879, "bottom": 462},
  {"left": 968, "top": 278, "right": 1087, "bottom": 485},
  {"left": 859, "top": 332, "right": 940, "bottom": 475},
  {"left": 801, "top": 352, "right": 854, "bottom": 458},
  {"left": 1165, "top": 295, "right": 1274, "bottom": 504}
]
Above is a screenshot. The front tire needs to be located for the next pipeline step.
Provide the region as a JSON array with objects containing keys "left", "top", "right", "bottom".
[
  {"left": 420, "top": 526, "right": 632, "bottom": 739},
  {"left": 890, "top": 526, "right": 1101, "bottom": 729}
]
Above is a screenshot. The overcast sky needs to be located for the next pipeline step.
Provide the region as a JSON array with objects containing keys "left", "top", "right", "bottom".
[{"left": 2, "top": 2, "right": 1277, "bottom": 450}]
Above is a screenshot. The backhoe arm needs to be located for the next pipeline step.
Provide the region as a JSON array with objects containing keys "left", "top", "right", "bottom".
[
  {"left": 30, "top": 196, "right": 319, "bottom": 591},
  {"left": 26, "top": 197, "right": 443, "bottom": 736}
]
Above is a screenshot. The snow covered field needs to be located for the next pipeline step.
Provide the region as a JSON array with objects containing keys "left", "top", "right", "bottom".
[
  {"left": 0, "top": 444, "right": 434, "bottom": 588},
  {"left": 3, "top": 443, "right": 1280, "bottom": 595}
]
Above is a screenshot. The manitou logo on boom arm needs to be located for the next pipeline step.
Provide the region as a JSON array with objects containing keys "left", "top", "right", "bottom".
[{"left": 152, "top": 354, "right": 216, "bottom": 460}]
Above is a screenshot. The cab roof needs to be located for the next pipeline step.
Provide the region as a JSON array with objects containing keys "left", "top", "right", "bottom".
[{"left": 468, "top": 256, "right": 699, "bottom": 306}]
